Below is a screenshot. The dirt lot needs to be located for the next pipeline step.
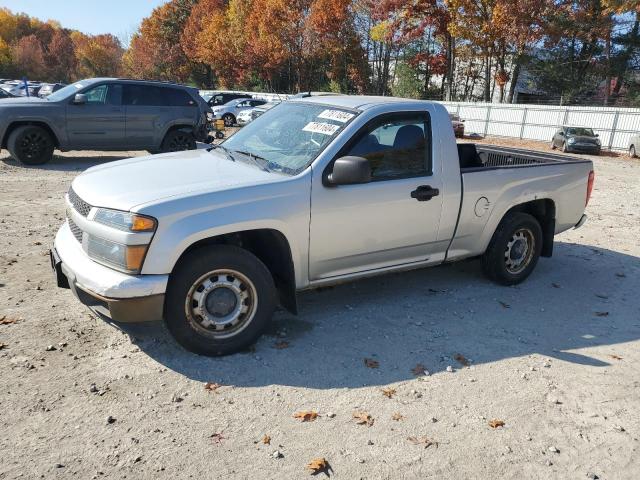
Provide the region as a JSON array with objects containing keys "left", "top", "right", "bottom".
[{"left": 1, "top": 139, "right": 639, "bottom": 479}]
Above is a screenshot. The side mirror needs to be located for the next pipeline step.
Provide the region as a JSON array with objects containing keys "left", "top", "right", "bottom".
[
  {"left": 595, "top": 133, "right": 599, "bottom": 137},
  {"left": 73, "top": 93, "right": 87, "bottom": 104},
  {"left": 326, "top": 156, "right": 371, "bottom": 186},
  {"left": 558, "top": 131, "right": 564, "bottom": 136}
]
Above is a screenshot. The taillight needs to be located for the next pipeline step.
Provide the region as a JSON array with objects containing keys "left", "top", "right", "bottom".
[{"left": 586, "top": 170, "right": 595, "bottom": 206}]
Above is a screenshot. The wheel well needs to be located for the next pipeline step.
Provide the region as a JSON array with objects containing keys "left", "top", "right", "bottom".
[
  {"left": 505, "top": 199, "right": 556, "bottom": 257},
  {"left": 2, "top": 121, "right": 60, "bottom": 148},
  {"left": 175, "top": 229, "right": 297, "bottom": 314}
]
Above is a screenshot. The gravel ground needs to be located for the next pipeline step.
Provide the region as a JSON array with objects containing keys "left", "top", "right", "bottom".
[{"left": 1, "top": 141, "right": 639, "bottom": 480}]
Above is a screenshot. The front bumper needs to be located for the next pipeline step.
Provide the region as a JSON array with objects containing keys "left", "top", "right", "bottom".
[
  {"left": 52, "top": 223, "right": 168, "bottom": 323},
  {"left": 566, "top": 144, "right": 600, "bottom": 154}
]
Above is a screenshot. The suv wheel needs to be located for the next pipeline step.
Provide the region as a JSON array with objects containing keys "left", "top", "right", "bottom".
[
  {"left": 222, "top": 113, "right": 236, "bottom": 127},
  {"left": 164, "top": 245, "right": 277, "bottom": 356},
  {"left": 7, "top": 125, "right": 55, "bottom": 165},
  {"left": 482, "top": 212, "right": 543, "bottom": 285},
  {"left": 161, "top": 130, "right": 196, "bottom": 153}
]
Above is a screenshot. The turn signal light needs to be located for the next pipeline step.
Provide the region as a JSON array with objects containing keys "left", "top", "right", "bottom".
[{"left": 586, "top": 170, "right": 595, "bottom": 206}]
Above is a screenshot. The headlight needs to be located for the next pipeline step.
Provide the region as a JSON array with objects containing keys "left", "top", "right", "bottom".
[
  {"left": 87, "top": 236, "right": 148, "bottom": 274},
  {"left": 94, "top": 208, "right": 156, "bottom": 232},
  {"left": 567, "top": 137, "right": 576, "bottom": 144}
]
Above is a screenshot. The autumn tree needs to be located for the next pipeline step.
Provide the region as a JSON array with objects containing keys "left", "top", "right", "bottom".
[{"left": 11, "top": 35, "right": 47, "bottom": 79}]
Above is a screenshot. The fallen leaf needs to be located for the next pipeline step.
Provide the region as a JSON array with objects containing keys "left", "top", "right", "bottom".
[
  {"left": 411, "top": 363, "right": 428, "bottom": 376},
  {"left": 392, "top": 412, "right": 404, "bottom": 421},
  {"left": 0, "top": 343, "right": 7, "bottom": 350},
  {"left": 609, "top": 354, "right": 623, "bottom": 360},
  {"left": 262, "top": 434, "right": 271, "bottom": 445},
  {"left": 204, "top": 382, "right": 222, "bottom": 393},
  {"left": 381, "top": 387, "right": 396, "bottom": 398},
  {"left": 499, "top": 301, "right": 511, "bottom": 309},
  {"left": 407, "top": 436, "right": 438, "bottom": 449},
  {"left": 273, "top": 341, "right": 290, "bottom": 350},
  {"left": 364, "top": 358, "right": 379, "bottom": 369},
  {"left": 595, "top": 311, "right": 609, "bottom": 317},
  {"left": 454, "top": 353, "right": 469, "bottom": 367},
  {"left": 353, "top": 411, "right": 374, "bottom": 426},
  {"left": 210, "top": 432, "right": 225, "bottom": 444},
  {"left": 488, "top": 419, "right": 505, "bottom": 429},
  {"left": 551, "top": 283, "right": 561, "bottom": 288},
  {"left": 306, "top": 457, "right": 331, "bottom": 475},
  {"left": 0, "top": 316, "right": 18, "bottom": 325},
  {"left": 293, "top": 411, "right": 318, "bottom": 422}
]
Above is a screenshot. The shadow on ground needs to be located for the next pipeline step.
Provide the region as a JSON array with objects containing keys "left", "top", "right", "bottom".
[
  {"left": 118, "top": 241, "right": 639, "bottom": 389},
  {"left": 1, "top": 152, "right": 136, "bottom": 172}
]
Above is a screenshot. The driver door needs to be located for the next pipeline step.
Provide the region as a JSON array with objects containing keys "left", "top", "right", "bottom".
[
  {"left": 309, "top": 111, "right": 445, "bottom": 281},
  {"left": 66, "top": 83, "right": 124, "bottom": 149}
]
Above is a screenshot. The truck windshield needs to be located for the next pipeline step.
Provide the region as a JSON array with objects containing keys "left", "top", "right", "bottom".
[
  {"left": 221, "top": 102, "right": 357, "bottom": 175},
  {"left": 47, "top": 82, "right": 87, "bottom": 102}
]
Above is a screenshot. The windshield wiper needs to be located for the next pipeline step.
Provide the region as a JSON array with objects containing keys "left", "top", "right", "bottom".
[
  {"left": 233, "top": 150, "right": 270, "bottom": 172},
  {"left": 207, "top": 144, "right": 236, "bottom": 162}
]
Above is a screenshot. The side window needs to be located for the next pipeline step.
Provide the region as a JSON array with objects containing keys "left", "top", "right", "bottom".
[
  {"left": 83, "top": 85, "right": 109, "bottom": 105},
  {"left": 237, "top": 100, "right": 250, "bottom": 107},
  {"left": 346, "top": 113, "right": 430, "bottom": 179},
  {"left": 166, "top": 88, "right": 196, "bottom": 107},
  {"left": 123, "top": 85, "right": 168, "bottom": 106}
]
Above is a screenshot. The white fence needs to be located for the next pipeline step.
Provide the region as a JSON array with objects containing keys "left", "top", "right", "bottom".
[{"left": 440, "top": 101, "right": 640, "bottom": 151}]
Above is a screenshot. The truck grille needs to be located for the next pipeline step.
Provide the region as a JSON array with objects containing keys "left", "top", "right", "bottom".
[
  {"left": 68, "top": 187, "right": 92, "bottom": 217},
  {"left": 68, "top": 218, "right": 83, "bottom": 243}
]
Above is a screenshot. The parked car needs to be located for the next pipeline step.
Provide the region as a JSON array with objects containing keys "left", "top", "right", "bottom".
[
  {"left": 0, "top": 88, "right": 16, "bottom": 99},
  {"left": 449, "top": 113, "right": 465, "bottom": 138},
  {"left": 628, "top": 134, "right": 639, "bottom": 158},
  {"left": 211, "top": 98, "right": 267, "bottom": 126},
  {"left": 237, "top": 101, "right": 280, "bottom": 126},
  {"left": 52, "top": 95, "right": 594, "bottom": 356},
  {"left": 0, "top": 78, "right": 212, "bottom": 165},
  {"left": 1, "top": 82, "right": 42, "bottom": 97},
  {"left": 38, "top": 83, "right": 67, "bottom": 98},
  {"left": 551, "top": 126, "right": 601, "bottom": 154},
  {"left": 207, "top": 92, "right": 252, "bottom": 107}
]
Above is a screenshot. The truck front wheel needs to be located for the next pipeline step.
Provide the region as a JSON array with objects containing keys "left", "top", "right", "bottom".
[
  {"left": 482, "top": 212, "right": 543, "bottom": 285},
  {"left": 7, "top": 125, "right": 55, "bottom": 165},
  {"left": 164, "top": 245, "right": 277, "bottom": 356}
]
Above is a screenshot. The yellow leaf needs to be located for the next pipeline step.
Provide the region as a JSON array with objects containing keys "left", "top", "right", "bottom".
[
  {"left": 262, "top": 434, "right": 271, "bottom": 445},
  {"left": 353, "top": 411, "right": 374, "bottom": 426},
  {"left": 306, "top": 457, "right": 330, "bottom": 474},
  {"left": 488, "top": 419, "right": 505, "bottom": 428},
  {"left": 381, "top": 387, "right": 396, "bottom": 398},
  {"left": 294, "top": 411, "right": 318, "bottom": 422},
  {"left": 392, "top": 412, "right": 404, "bottom": 421}
]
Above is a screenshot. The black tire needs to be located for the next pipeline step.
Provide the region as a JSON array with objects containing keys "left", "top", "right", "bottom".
[
  {"left": 164, "top": 245, "right": 277, "bottom": 356},
  {"left": 630, "top": 145, "right": 637, "bottom": 158},
  {"left": 562, "top": 142, "right": 569, "bottom": 153},
  {"left": 7, "top": 125, "right": 55, "bottom": 165},
  {"left": 481, "top": 212, "right": 543, "bottom": 286},
  {"left": 160, "top": 129, "right": 196, "bottom": 153},
  {"left": 222, "top": 113, "right": 235, "bottom": 127}
]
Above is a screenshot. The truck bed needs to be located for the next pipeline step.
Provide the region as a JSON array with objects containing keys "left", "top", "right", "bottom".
[{"left": 458, "top": 144, "right": 591, "bottom": 171}]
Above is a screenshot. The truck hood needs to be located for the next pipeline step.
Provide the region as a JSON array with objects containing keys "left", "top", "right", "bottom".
[
  {"left": 71, "top": 149, "right": 284, "bottom": 211},
  {"left": 0, "top": 96, "right": 48, "bottom": 105}
]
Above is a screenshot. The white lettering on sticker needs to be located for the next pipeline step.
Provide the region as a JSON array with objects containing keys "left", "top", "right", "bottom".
[
  {"left": 303, "top": 122, "right": 340, "bottom": 135},
  {"left": 318, "top": 109, "right": 355, "bottom": 123}
]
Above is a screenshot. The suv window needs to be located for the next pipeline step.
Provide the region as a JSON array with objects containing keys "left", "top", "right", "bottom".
[
  {"left": 250, "top": 100, "right": 266, "bottom": 107},
  {"left": 166, "top": 88, "right": 196, "bottom": 107},
  {"left": 82, "top": 84, "right": 122, "bottom": 105},
  {"left": 123, "top": 85, "right": 171, "bottom": 106},
  {"left": 346, "top": 113, "right": 430, "bottom": 179}
]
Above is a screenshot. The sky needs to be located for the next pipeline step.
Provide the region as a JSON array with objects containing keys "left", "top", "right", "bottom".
[{"left": 0, "top": 0, "right": 167, "bottom": 44}]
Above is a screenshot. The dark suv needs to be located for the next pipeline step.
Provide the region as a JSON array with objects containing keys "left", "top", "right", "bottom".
[{"left": 0, "top": 78, "right": 212, "bottom": 165}]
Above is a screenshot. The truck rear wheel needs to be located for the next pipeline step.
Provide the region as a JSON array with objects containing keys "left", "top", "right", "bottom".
[
  {"left": 164, "top": 245, "right": 276, "bottom": 356},
  {"left": 7, "top": 125, "right": 55, "bottom": 165},
  {"left": 482, "top": 212, "right": 543, "bottom": 285}
]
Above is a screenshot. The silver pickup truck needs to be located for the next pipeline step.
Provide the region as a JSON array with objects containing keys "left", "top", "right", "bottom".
[{"left": 51, "top": 96, "right": 594, "bottom": 356}]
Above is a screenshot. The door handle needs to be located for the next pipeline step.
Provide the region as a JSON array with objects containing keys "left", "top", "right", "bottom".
[{"left": 411, "top": 185, "right": 440, "bottom": 201}]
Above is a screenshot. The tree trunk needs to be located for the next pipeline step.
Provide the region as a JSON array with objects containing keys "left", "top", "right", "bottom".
[
  {"left": 484, "top": 54, "right": 491, "bottom": 102},
  {"left": 507, "top": 53, "right": 523, "bottom": 103}
]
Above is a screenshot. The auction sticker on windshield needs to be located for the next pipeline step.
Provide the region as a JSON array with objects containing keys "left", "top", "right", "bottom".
[
  {"left": 317, "top": 109, "right": 355, "bottom": 123},
  {"left": 303, "top": 122, "right": 340, "bottom": 135}
]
